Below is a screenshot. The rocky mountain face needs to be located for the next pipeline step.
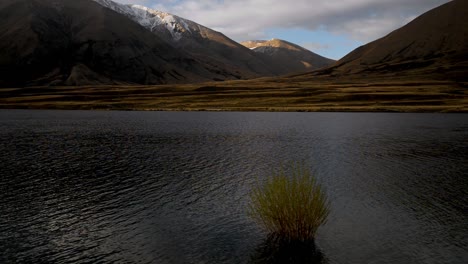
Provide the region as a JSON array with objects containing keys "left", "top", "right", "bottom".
[
  {"left": 0, "top": 0, "right": 234, "bottom": 87},
  {"left": 94, "top": 0, "right": 274, "bottom": 79},
  {"left": 2, "top": 0, "right": 462, "bottom": 88},
  {"left": 316, "top": 0, "right": 468, "bottom": 81},
  {"left": 0, "top": 0, "right": 336, "bottom": 87},
  {"left": 242, "top": 39, "right": 335, "bottom": 75}
]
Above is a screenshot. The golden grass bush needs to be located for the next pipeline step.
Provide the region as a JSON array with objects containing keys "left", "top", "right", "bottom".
[{"left": 249, "top": 165, "right": 330, "bottom": 241}]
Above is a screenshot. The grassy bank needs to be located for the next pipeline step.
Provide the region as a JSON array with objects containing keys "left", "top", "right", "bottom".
[{"left": 1, "top": 75, "right": 466, "bottom": 112}]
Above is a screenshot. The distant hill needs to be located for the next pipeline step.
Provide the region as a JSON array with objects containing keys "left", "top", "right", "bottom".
[
  {"left": 1, "top": 0, "right": 466, "bottom": 111},
  {"left": 94, "top": 0, "right": 274, "bottom": 79},
  {"left": 241, "top": 39, "right": 335, "bottom": 75},
  {"left": 1, "top": 0, "right": 466, "bottom": 115},
  {"left": 0, "top": 0, "right": 237, "bottom": 87},
  {"left": 315, "top": 0, "right": 468, "bottom": 81}
]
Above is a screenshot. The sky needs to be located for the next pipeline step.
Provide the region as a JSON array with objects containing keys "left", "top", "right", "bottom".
[{"left": 113, "top": 0, "right": 451, "bottom": 60}]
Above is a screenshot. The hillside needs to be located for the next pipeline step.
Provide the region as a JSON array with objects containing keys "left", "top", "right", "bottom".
[
  {"left": 315, "top": 0, "right": 468, "bottom": 82},
  {"left": 0, "top": 0, "right": 238, "bottom": 87},
  {"left": 242, "top": 39, "right": 335, "bottom": 75},
  {"left": 0, "top": 0, "right": 466, "bottom": 112},
  {"left": 0, "top": 0, "right": 282, "bottom": 87},
  {"left": 94, "top": 0, "right": 274, "bottom": 79}
]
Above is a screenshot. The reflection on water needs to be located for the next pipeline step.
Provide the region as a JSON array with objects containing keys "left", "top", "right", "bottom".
[
  {"left": 0, "top": 110, "right": 467, "bottom": 263},
  {"left": 251, "top": 235, "right": 327, "bottom": 264}
]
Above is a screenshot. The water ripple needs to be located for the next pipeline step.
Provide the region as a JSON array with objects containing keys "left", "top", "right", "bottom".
[{"left": 0, "top": 110, "right": 467, "bottom": 263}]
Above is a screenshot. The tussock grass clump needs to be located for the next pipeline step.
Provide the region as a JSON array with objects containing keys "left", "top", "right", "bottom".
[{"left": 249, "top": 165, "right": 330, "bottom": 241}]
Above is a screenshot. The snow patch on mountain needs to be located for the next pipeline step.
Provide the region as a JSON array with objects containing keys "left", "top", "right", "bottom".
[
  {"left": 128, "top": 5, "right": 164, "bottom": 31},
  {"left": 253, "top": 46, "right": 277, "bottom": 55},
  {"left": 94, "top": 0, "right": 192, "bottom": 41}
]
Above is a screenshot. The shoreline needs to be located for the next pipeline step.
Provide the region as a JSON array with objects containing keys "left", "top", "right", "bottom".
[
  {"left": 1, "top": 105, "right": 466, "bottom": 113},
  {"left": 1, "top": 77, "right": 466, "bottom": 113}
]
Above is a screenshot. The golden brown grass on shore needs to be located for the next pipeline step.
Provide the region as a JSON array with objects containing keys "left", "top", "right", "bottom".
[{"left": 0, "top": 74, "right": 466, "bottom": 112}]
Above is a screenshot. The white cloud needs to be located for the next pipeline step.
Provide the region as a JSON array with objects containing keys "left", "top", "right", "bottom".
[
  {"left": 302, "top": 43, "right": 332, "bottom": 52},
  {"left": 112, "top": 0, "right": 450, "bottom": 42},
  {"left": 113, "top": 0, "right": 150, "bottom": 5}
]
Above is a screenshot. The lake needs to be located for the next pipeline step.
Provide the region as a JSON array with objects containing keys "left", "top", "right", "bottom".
[{"left": 0, "top": 110, "right": 467, "bottom": 263}]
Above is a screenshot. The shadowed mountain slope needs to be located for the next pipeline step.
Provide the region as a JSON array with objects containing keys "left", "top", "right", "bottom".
[
  {"left": 1, "top": 0, "right": 466, "bottom": 113},
  {"left": 94, "top": 0, "right": 274, "bottom": 79},
  {"left": 242, "top": 39, "right": 335, "bottom": 75},
  {"left": 313, "top": 0, "right": 468, "bottom": 81},
  {"left": 0, "top": 0, "right": 258, "bottom": 87}
]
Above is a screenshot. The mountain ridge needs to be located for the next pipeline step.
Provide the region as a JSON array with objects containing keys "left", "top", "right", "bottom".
[
  {"left": 312, "top": 0, "right": 468, "bottom": 81},
  {"left": 0, "top": 0, "right": 466, "bottom": 112},
  {"left": 0, "top": 0, "right": 230, "bottom": 87},
  {"left": 241, "top": 39, "right": 335, "bottom": 75},
  {"left": 94, "top": 0, "right": 276, "bottom": 79},
  {"left": 0, "top": 0, "right": 338, "bottom": 87}
]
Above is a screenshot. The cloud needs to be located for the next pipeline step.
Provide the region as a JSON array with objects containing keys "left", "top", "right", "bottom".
[
  {"left": 302, "top": 43, "right": 332, "bottom": 52},
  {"left": 113, "top": 0, "right": 150, "bottom": 5},
  {"left": 114, "top": 0, "right": 449, "bottom": 42}
]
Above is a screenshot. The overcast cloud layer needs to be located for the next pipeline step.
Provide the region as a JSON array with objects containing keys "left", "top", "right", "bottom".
[
  {"left": 114, "top": 0, "right": 450, "bottom": 58},
  {"left": 116, "top": 0, "right": 449, "bottom": 41}
]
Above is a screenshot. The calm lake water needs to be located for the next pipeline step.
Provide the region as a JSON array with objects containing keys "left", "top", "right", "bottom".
[{"left": 0, "top": 110, "right": 467, "bottom": 264}]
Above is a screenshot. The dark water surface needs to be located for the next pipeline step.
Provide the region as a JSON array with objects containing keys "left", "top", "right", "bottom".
[{"left": 0, "top": 110, "right": 467, "bottom": 263}]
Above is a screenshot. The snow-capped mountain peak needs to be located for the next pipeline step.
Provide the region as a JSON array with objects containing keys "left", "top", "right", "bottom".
[
  {"left": 92, "top": 0, "right": 277, "bottom": 78},
  {"left": 94, "top": 0, "right": 192, "bottom": 41}
]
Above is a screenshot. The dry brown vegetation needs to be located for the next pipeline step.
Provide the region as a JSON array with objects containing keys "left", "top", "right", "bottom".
[
  {"left": 1, "top": 73, "right": 466, "bottom": 112},
  {"left": 1, "top": 1, "right": 466, "bottom": 112}
]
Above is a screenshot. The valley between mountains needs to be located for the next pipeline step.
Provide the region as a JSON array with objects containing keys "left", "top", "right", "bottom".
[{"left": 0, "top": 0, "right": 466, "bottom": 112}]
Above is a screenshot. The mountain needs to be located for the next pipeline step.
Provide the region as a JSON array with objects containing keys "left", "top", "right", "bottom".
[
  {"left": 1, "top": 0, "right": 466, "bottom": 111},
  {"left": 241, "top": 39, "right": 335, "bottom": 75},
  {"left": 0, "top": 0, "right": 242, "bottom": 87},
  {"left": 316, "top": 0, "right": 468, "bottom": 81},
  {"left": 0, "top": 0, "right": 338, "bottom": 87},
  {"left": 94, "top": 0, "right": 274, "bottom": 79}
]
